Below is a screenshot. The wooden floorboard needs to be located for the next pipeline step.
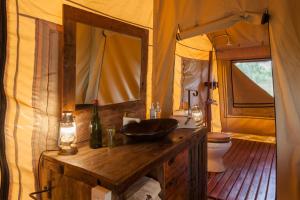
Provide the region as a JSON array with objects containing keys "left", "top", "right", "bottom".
[
  {"left": 256, "top": 145, "right": 275, "bottom": 200},
  {"left": 237, "top": 142, "right": 265, "bottom": 199},
  {"left": 208, "top": 139, "right": 276, "bottom": 200},
  {"left": 218, "top": 140, "right": 255, "bottom": 200},
  {"left": 246, "top": 144, "right": 270, "bottom": 200},
  {"left": 208, "top": 139, "right": 242, "bottom": 193},
  {"left": 210, "top": 140, "right": 252, "bottom": 198},
  {"left": 227, "top": 141, "right": 260, "bottom": 200},
  {"left": 266, "top": 152, "right": 276, "bottom": 200}
]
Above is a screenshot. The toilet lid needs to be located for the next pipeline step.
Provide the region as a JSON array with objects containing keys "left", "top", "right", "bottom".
[{"left": 207, "top": 132, "right": 231, "bottom": 143}]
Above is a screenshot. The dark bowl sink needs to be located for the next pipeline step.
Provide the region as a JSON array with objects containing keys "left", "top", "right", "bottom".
[{"left": 121, "top": 118, "right": 178, "bottom": 141}]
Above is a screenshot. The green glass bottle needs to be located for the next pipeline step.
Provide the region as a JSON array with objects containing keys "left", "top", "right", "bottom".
[{"left": 89, "top": 99, "right": 102, "bottom": 149}]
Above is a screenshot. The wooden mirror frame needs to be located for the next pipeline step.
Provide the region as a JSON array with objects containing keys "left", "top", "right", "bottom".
[{"left": 62, "top": 5, "right": 148, "bottom": 112}]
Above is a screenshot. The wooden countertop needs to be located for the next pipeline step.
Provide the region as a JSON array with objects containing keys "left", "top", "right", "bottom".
[{"left": 43, "top": 128, "right": 206, "bottom": 194}]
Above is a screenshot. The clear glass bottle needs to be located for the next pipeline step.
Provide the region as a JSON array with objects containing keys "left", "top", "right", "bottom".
[{"left": 89, "top": 99, "right": 102, "bottom": 149}]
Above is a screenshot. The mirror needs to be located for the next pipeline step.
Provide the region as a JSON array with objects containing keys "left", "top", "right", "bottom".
[
  {"left": 75, "top": 22, "right": 141, "bottom": 105},
  {"left": 62, "top": 5, "right": 148, "bottom": 111}
]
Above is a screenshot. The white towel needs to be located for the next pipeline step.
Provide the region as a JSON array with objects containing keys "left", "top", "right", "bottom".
[{"left": 124, "top": 177, "right": 161, "bottom": 200}]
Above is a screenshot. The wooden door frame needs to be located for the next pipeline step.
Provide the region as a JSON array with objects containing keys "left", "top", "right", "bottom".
[{"left": 0, "top": 0, "right": 10, "bottom": 199}]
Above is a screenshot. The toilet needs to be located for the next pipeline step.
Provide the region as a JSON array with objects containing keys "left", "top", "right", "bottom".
[{"left": 207, "top": 132, "right": 232, "bottom": 173}]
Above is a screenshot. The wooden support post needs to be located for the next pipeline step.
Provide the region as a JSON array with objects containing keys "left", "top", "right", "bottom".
[{"left": 206, "top": 51, "right": 213, "bottom": 132}]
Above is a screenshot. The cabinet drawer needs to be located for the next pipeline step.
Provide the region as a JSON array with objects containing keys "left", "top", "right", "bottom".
[
  {"left": 164, "top": 148, "right": 188, "bottom": 183},
  {"left": 165, "top": 170, "right": 189, "bottom": 200}
]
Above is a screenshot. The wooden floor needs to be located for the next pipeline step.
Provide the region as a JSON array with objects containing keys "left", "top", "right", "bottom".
[{"left": 208, "top": 139, "right": 276, "bottom": 200}]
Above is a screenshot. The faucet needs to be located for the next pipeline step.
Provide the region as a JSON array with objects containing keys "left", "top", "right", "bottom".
[
  {"left": 186, "top": 89, "right": 199, "bottom": 115},
  {"left": 183, "top": 89, "right": 199, "bottom": 125}
]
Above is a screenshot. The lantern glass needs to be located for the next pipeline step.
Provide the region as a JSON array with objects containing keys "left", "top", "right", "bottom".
[
  {"left": 58, "top": 112, "right": 78, "bottom": 155},
  {"left": 191, "top": 105, "right": 204, "bottom": 127}
]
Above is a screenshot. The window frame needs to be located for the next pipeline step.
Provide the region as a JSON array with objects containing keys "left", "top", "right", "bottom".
[{"left": 222, "top": 58, "right": 275, "bottom": 119}]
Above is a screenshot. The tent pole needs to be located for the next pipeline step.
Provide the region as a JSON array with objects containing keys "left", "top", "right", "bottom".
[
  {"left": 206, "top": 51, "right": 213, "bottom": 132},
  {"left": 0, "top": 0, "right": 10, "bottom": 199}
]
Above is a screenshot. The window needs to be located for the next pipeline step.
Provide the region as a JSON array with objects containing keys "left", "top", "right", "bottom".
[
  {"left": 231, "top": 60, "right": 274, "bottom": 108},
  {"left": 234, "top": 60, "right": 273, "bottom": 96}
]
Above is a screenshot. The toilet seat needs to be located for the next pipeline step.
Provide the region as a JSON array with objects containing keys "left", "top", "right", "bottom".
[
  {"left": 208, "top": 142, "right": 231, "bottom": 148},
  {"left": 208, "top": 132, "right": 231, "bottom": 143}
]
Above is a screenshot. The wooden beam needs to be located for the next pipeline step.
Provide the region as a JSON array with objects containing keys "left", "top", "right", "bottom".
[
  {"left": 216, "top": 46, "right": 271, "bottom": 60},
  {"left": 206, "top": 51, "right": 213, "bottom": 132}
]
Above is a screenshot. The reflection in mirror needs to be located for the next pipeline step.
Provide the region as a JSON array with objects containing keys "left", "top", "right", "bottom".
[
  {"left": 75, "top": 22, "right": 141, "bottom": 106},
  {"left": 180, "top": 58, "right": 209, "bottom": 119}
]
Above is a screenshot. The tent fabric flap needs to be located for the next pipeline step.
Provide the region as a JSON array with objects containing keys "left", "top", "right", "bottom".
[{"left": 269, "top": 0, "right": 300, "bottom": 199}]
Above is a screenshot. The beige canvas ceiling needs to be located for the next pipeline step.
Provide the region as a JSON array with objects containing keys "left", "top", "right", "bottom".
[{"left": 3, "top": 0, "right": 300, "bottom": 199}]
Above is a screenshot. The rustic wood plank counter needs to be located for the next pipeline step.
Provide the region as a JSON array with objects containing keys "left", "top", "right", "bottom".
[{"left": 41, "top": 128, "right": 207, "bottom": 200}]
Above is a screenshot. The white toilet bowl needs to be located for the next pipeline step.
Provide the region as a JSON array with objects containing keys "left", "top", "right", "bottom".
[{"left": 207, "top": 133, "right": 232, "bottom": 173}]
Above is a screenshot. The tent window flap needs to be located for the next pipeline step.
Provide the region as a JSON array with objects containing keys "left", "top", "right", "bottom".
[{"left": 231, "top": 59, "right": 274, "bottom": 108}]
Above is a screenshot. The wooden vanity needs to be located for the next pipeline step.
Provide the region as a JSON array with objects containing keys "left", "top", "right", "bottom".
[{"left": 41, "top": 128, "right": 207, "bottom": 200}]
